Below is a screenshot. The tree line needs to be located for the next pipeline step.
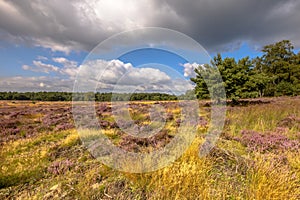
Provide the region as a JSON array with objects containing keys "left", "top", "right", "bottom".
[
  {"left": 191, "top": 40, "right": 300, "bottom": 100},
  {"left": 0, "top": 92, "right": 177, "bottom": 102}
]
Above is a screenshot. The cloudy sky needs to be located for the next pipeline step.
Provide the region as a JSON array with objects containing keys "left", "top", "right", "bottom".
[{"left": 0, "top": 0, "right": 300, "bottom": 92}]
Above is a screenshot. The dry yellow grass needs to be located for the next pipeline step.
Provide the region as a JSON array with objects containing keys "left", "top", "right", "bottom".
[{"left": 1, "top": 97, "right": 300, "bottom": 199}]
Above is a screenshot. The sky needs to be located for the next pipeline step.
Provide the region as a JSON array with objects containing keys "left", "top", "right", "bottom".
[{"left": 0, "top": 0, "right": 300, "bottom": 93}]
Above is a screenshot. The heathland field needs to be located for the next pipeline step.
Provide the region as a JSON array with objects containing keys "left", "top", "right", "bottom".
[{"left": 0, "top": 97, "right": 300, "bottom": 199}]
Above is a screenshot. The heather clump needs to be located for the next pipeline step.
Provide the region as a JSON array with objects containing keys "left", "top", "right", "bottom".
[{"left": 236, "top": 130, "right": 300, "bottom": 153}]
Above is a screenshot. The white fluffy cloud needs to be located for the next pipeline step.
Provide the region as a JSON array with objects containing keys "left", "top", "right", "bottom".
[
  {"left": 52, "top": 57, "right": 76, "bottom": 67},
  {"left": 3, "top": 59, "right": 194, "bottom": 93},
  {"left": 22, "top": 57, "right": 79, "bottom": 78},
  {"left": 0, "top": 76, "right": 73, "bottom": 92},
  {"left": 76, "top": 59, "right": 189, "bottom": 93},
  {"left": 53, "top": 57, "right": 79, "bottom": 77},
  {"left": 22, "top": 61, "right": 59, "bottom": 73},
  {"left": 181, "top": 63, "right": 203, "bottom": 78}
]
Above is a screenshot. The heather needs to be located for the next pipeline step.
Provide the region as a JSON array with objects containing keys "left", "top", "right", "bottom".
[{"left": 0, "top": 96, "right": 300, "bottom": 199}]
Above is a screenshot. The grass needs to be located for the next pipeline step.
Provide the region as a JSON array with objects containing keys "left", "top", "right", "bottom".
[
  {"left": 0, "top": 97, "right": 300, "bottom": 199},
  {"left": 0, "top": 131, "right": 68, "bottom": 188},
  {"left": 226, "top": 97, "right": 300, "bottom": 137},
  {"left": 245, "top": 154, "right": 300, "bottom": 200}
]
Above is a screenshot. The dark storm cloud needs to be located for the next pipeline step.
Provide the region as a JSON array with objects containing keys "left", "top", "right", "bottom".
[
  {"left": 0, "top": 0, "right": 115, "bottom": 52},
  {"left": 0, "top": 0, "right": 299, "bottom": 53},
  {"left": 156, "top": 0, "right": 300, "bottom": 51}
]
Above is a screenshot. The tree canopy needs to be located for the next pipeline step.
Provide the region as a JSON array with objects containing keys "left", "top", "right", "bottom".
[{"left": 192, "top": 40, "right": 300, "bottom": 99}]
